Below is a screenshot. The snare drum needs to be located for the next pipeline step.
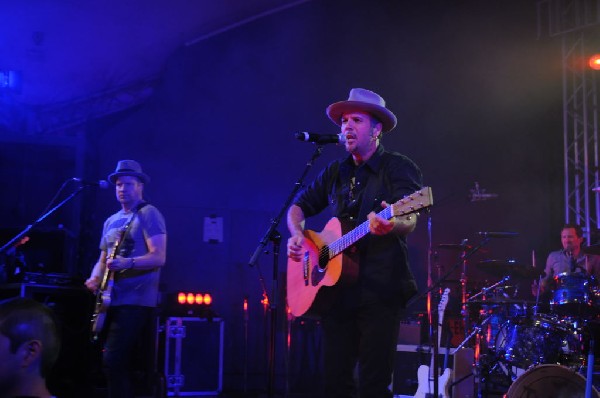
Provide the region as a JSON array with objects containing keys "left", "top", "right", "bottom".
[{"left": 506, "top": 364, "right": 599, "bottom": 398}]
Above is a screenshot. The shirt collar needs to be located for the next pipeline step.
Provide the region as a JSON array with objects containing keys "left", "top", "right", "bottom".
[{"left": 341, "top": 144, "right": 385, "bottom": 173}]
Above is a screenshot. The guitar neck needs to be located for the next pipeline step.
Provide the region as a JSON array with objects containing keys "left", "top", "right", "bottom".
[
  {"left": 327, "top": 207, "right": 394, "bottom": 257},
  {"left": 430, "top": 288, "right": 449, "bottom": 374},
  {"left": 327, "top": 187, "right": 432, "bottom": 258}
]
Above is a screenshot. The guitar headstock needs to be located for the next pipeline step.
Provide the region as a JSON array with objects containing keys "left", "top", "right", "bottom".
[
  {"left": 390, "top": 187, "right": 433, "bottom": 217},
  {"left": 438, "top": 288, "right": 450, "bottom": 314}
]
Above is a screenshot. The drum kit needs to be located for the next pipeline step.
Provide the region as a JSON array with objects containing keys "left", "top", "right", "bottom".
[{"left": 437, "top": 241, "right": 600, "bottom": 397}]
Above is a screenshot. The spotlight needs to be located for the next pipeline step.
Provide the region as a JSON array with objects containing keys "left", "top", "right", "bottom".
[
  {"left": 589, "top": 54, "right": 600, "bottom": 70},
  {"left": 165, "top": 291, "right": 217, "bottom": 318}
]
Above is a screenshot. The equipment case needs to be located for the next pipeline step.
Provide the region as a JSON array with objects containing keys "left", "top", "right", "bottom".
[{"left": 164, "top": 317, "right": 224, "bottom": 396}]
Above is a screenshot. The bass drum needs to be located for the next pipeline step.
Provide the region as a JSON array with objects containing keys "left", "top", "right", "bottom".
[{"left": 506, "top": 364, "right": 599, "bottom": 398}]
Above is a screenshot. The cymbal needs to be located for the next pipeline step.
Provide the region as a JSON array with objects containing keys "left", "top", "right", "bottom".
[
  {"left": 437, "top": 243, "right": 473, "bottom": 251},
  {"left": 466, "top": 298, "right": 537, "bottom": 306},
  {"left": 478, "top": 259, "right": 543, "bottom": 279}
]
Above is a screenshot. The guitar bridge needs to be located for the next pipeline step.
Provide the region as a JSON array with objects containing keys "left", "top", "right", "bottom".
[{"left": 303, "top": 251, "right": 310, "bottom": 286}]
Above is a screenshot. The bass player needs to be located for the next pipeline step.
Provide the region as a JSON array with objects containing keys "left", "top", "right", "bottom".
[
  {"left": 84, "top": 159, "right": 167, "bottom": 398},
  {"left": 286, "top": 88, "right": 423, "bottom": 398}
]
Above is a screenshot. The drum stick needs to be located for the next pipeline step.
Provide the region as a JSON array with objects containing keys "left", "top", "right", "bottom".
[
  {"left": 586, "top": 255, "right": 591, "bottom": 275},
  {"left": 532, "top": 250, "right": 539, "bottom": 316},
  {"left": 534, "top": 275, "right": 541, "bottom": 316}
]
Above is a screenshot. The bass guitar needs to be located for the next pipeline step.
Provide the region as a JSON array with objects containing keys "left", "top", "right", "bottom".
[
  {"left": 90, "top": 209, "right": 139, "bottom": 341},
  {"left": 286, "top": 187, "right": 433, "bottom": 318},
  {"left": 414, "top": 288, "right": 452, "bottom": 398}
]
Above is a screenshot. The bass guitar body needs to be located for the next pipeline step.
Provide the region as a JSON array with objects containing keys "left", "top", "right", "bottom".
[
  {"left": 90, "top": 271, "right": 113, "bottom": 340},
  {"left": 414, "top": 287, "right": 451, "bottom": 398},
  {"left": 414, "top": 365, "right": 451, "bottom": 398}
]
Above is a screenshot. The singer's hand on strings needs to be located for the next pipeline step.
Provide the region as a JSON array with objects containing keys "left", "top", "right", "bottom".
[
  {"left": 287, "top": 234, "right": 304, "bottom": 262},
  {"left": 368, "top": 205, "right": 394, "bottom": 236}
]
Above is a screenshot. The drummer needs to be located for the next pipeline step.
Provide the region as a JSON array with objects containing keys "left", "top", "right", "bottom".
[{"left": 532, "top": 223, "right": 600, "bottom": 298}]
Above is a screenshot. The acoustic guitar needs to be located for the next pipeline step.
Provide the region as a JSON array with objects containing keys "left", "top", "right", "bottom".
[{"left": 286, "top": 187, "right": 433, "bottom": 318}]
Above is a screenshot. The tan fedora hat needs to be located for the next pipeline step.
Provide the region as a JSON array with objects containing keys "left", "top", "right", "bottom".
[{"left": 326, "top": 88, "right": 397, "bottom": 132}]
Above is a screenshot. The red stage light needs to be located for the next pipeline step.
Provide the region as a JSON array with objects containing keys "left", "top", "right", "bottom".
[
  {"left": 186, "top": 293, "right": 194, "bottom": 304},
  {"left": 175, "top": 291, "right": 214, "bottom": 306},
  {"left": 167, "top": 291, "right": 216, "bottom": 318},
  {"left": 589, "top": 54, "right": 600, "bottom": 70}
]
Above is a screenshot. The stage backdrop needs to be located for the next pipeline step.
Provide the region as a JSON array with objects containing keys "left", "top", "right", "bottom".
[{"left": 1, "top": 0, "right": 569, "bottom": 395}]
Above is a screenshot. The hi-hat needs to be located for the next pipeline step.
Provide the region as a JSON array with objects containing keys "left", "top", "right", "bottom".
[{"left": 478, "top": 259, "right": 543, "bottom": 279}]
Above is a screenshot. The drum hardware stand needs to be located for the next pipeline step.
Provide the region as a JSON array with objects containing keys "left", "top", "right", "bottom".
[
  {"left": 467, "top": 276, "right": 511, "bottom": 303},
  {"left": 586, "top": 338, "right": 595, "bottom": 398},
  {"left": 459, "top": 239, "right": 469, "bottom": 340},
  {"left": 534, "top": 274, "right": 542, "bottom": 316},
  {"left": 450, "top": 315, "right": 491, "bottom": 398},
  {"left": 455, "top": 276, "right": 513, "bottom": 398},
  {"left": 452, "top": 314, "right": 491, "bottom": 354},
  {"left": 457, "top": 236, "right": 492, "bottom": 339},
  {"left": 404, "top": 234, "right": 492, "bottom": 397}
]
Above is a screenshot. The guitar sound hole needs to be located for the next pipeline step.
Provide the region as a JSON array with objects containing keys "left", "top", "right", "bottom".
[{"left": 318, "top": 246, "right": 329, "bottom": 271}]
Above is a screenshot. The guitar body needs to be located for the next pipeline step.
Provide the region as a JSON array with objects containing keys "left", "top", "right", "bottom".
[
  {"left": 90, "top": 271, "right": 114, "bottom": 339},
  {"left": 287, "top": 187, "right": 433, "bottom": 318},
  {"left": 287, "top": 217, "right": 358, "bottom": 318},
  {"left": 414, "top": 364, "right": 451, "bottom": 398}
]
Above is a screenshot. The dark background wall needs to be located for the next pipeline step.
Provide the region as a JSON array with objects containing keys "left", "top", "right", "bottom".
[{"left": 0, "top": 0, "right": 575, "bottom": 394}]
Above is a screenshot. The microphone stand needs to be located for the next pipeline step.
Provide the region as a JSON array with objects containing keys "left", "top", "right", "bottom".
[
  {"left": 247, "top": 145, "right": 324, "bottom": 397},
  {"left": 0, "top": 184, "right": 88, "bottom": 255}
]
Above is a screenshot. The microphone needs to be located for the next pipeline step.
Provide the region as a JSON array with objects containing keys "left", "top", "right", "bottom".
[
  {"left": 72, "top": 177, "right": 109, "bottom": 189},
  {"left": 295, "top": 132, "right": 345, "bottom": 145},
  {"left": 478, "top": 231, "right": 519, "bottom": 238}
]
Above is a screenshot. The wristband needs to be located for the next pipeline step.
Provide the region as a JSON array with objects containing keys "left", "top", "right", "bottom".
[{"left": 129, "top": 257, "right": 135, "bottom": 269}]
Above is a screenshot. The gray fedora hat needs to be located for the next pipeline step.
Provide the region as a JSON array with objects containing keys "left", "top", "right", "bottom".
[
  {"left": 108, "top": 159, "right": 150, "bottom": 184},
  {"left": 326, "top": 88, "right": 397, "bottom": 132}
]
